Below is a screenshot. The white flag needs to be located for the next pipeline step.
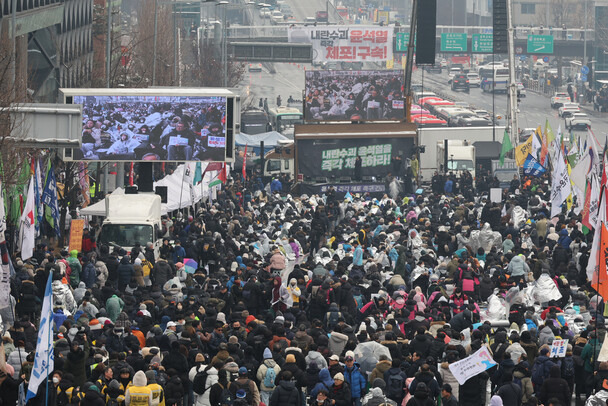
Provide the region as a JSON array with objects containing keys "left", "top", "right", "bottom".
[
  {"left": 550, "top": 149, "right": 571, "bottom": 218},
  {"left": 25, "top": 274, "right": 54, "bottom": 401},
  {"left": 19, "top": 176, "right": 36, "bottom": 260},
  {"left": 531, "top": 132, "right": 542, "bottom": 159},
  {"left": 587, "top": 187, "right": 607, "bottom": 281}
]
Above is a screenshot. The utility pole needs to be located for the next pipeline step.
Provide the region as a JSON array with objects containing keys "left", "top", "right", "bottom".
[
  {"left": 152, "top": 0, "right": 158, "bottom": 86},
  {"left": 106, "top": 0, "right": 112, "bottom": 88},
  {"left": 506, "top": 0, "right": 518, "bottom": 147},
  {"left": 403, "top": 0, "right": 418, "bottom": 123}
]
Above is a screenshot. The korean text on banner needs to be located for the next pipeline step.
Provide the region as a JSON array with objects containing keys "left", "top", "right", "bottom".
[
  {"left": 69, "top": 219, "right": 85, "bottom": 253},
  {"left": 550, "top": 339, "right": 569, "bottom": 358},
  {"left": 288, "top": 26, "right": 393, "bottom": 63},
  {"left": 448, "top": 346, "right": 497, "bottom": 385}
]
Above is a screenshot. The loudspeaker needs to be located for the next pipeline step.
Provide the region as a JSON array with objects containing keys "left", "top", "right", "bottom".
[
  {"left": 493, "top": 0, "right": 508, "bottom": 53},
  {"left": 138, "top": 162, "right": 154, "bottom": 192},
  {"left": 125, "top": 186, "right": 138, "bottom": 194},
  {"left": 415, "top": 0, "right": 437, "bottom": 65},
  {"left": 155, "top": 186, "right": 168, "bottom": 203}
]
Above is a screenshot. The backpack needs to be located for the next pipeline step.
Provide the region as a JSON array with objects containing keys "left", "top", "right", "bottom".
[
  {"left": 193, "top": 367, "right": 209, "bottom": 395},
  {"left": 220, "top": 386, "right": 235, "bottom": 406},
  {"left": 562, "top": 357, "right": 575, "bottom": 379},
  {"left": 386, "top": 372, "right": 404, "bottom": 399},
  {"left": 326, "top": 311, "right": 340, "bottom": 329},
  {"left": 263, "top": 366, "right": 276, "bottom": 389},
  {"left": 242, "top": 288, "right": 252, "bottom": 300},
  {"left": 531, "top": 359, "right": 546, "bottom": 386},
  {"left": 512, "top": 375, "right": 522, "bottom": 389},
  {"left": 232, "top": 380, "right": 253, "bottom": 404},
  {"left": 353, "top": 294, "right": 365, "bottom": 310}
]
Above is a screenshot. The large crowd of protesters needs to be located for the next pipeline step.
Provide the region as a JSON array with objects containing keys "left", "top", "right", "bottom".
[{"left": 1, "top": 167, "right": 606, "bottom": 406}]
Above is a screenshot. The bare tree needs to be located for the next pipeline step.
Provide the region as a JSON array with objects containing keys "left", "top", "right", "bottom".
[{"left": 192, "top": 41, "right": 245, "bottom": 87}]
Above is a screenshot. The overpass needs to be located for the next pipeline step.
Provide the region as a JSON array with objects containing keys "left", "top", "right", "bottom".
[{"left": 209, "top": 25, "right": 594, "bottom": 59}]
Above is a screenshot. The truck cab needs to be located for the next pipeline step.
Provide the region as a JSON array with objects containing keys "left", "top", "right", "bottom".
[
  {"left": 97, "top": 194, "right": 163, "bottom": 258},
  {"left": 437, "top": 140, "right": 476, "bottom": 181},
  {"left": 262, "top": 140, "right": 294, "bottom": 180}
]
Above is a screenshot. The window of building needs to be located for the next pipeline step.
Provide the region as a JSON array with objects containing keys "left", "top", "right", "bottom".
[{"left": 521, "top": 3, "right": 536, "bottom": 14}]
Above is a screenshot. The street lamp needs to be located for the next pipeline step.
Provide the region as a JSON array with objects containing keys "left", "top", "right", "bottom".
[{"left": 216, "top": 1, "right": 230, "bottom": 87}]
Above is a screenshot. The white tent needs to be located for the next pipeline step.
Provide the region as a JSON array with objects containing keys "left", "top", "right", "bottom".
[
  {"left": 80, "top": 163, "right": 217, "bottom": 217},
  {"left": 235, "top": 131, "right": 289, "bottom": 147}
]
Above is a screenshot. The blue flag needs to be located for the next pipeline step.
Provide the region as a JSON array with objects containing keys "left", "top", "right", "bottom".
[
  {"left": 26, "top": 273, "right": 54, "bottom": 401},
  {"left": 523, "top": 154, "right": 546, "bottom": 177},
  {"left": 42, "top": 163, "right": 61, "bottom": 237}
]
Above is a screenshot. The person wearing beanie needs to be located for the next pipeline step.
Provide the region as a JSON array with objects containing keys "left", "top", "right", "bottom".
[
  {"left": 276, "top": 353, "right": 306, "bottom": 389},
  {"left": 330, "top": 372, "right": 351, "bottom": 406},
  {"left": 145, "top": 370, "right": 165, "bottom": 406},
  {"left": 125, "top": 370, "right": 153, "bottom": 405},
  {"left": 361, "top": 378, "right": 397, "bottom": 406},
  {"left": 405, "top": 382, "right": 433, "bottom": 406},
  {"left": 81, "top": 381, "right": 106, "bottom": 406},
  {"left": 495, "top": 371, "right": 522, "bottom": 406},
  {"left": 257, "top": 348, "right": 281, "bottom": 405},
  {"left": 531, "top": 347, "right": 559, "bottom": 390},
  {"left": 106, "top": 378, "right": 126, "bottom": 405},
  {"left": 229, "top": 366, "right": 260, "bottom": 406}
]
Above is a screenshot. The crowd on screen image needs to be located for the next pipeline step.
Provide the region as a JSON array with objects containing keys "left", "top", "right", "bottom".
[
  {"left": 77, "top": 100, "right": 226, "bottom": 161},
  {"left": 304, "top": 73, "right": 405, "bottom": 121}
]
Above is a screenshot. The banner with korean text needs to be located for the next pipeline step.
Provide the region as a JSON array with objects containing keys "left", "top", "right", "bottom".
[
  {"left": 449, "top": 346, "right": 497, "bottom": 385},
  {"left": 288, "top": 25, "right": 393, "bottom": 63}
]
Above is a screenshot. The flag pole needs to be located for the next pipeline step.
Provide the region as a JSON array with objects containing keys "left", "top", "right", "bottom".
[{"left": 45, "top": 314, "right": 52, "bottom": 406}]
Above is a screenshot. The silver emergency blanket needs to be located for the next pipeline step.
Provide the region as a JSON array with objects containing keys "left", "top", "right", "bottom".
[
  {"left": 511, "top": 206, "right": 527, "bottom": 229},
  {"left": 532, "top": 273, "right": 563, "bottom": 304},
  {"left": 469, "top": 223, "right": 502, "bottom": 252},
  {"left": 482, "top": 294, "right": 507, "bottom": 323}
]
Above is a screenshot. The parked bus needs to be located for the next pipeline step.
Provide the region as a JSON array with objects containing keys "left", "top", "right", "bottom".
[
  {"left": 268, "top": 106, "right": 303, "bottom": 137},
  {"left": 241, "top": 108, "right": 270, "bottom": 135}
]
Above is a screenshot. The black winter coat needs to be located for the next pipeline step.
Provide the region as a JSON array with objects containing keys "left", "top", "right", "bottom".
[
  {"left": 330, "top": 382, "right": 352, "bottom": 406},
  {"left": 269, "top": 380, "right": 300, "bottom": 406}
]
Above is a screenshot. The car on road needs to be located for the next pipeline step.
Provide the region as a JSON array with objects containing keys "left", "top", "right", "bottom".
[
  {"left": 467, "top": 72, "right": 480, "bottom": 87},
  {"left": 519, "top": 128, "right": 536, "bottom": 142},
  {"left": 316, "top": 10, "right": 328, "bottom": 22},
  {"left": 447, "top": 67, "right": 462, "bottom": 83},
  {"left": 474, "top": 110, "right": 492, "bottom": 121},
  {"left": 248, "top": 63, "right": 263, "bottom": 72},
  {"left": 558, "top": 102, "right": 580, "bottom": 118},
  {"left": 565, "top": 112, "right": 591, "bottom": 130},
  {"left": 451, "top": 74, "right": 470, "bottom": 92},
  {"left": 550, "top": 92, "right": 571, "bottom": 108},
  {"left": 270, "top": 10, "right": 284, "bottom": 24},
  {"left": 304, "top": 16, "right": 316, "bottom": 25},
  {"left": 425, "top": 65, "right": 443, "bottom": 74},
  {"left": 517, "top": 82, "right": 526, "bottom": 97},
  {"left": 259, "top": 7, "right": 271, "bottom": 18},
  {"left": 440, "top": 59, "right": 448, "bottom": 68}
]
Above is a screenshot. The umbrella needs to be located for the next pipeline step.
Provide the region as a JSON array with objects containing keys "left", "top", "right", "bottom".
[
  {"left": 353, "top": 341, "right": 392, "bottom": 377},
  {"left": 183, "top": 258, "right": 198, "bottom": 274}
]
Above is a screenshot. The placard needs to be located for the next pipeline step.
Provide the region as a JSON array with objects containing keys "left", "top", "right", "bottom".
[
  {"left": 549, "top": 339, "right": 568, "bottom": 358},
  {"left": 490, "top": 188, "right": 502, "bottom": 203},
  {"left": 449, "top": 346, "right": 497, "bottom": 385},
  {"left": 69, "top": 219, "right": 85, "bottom": 253}
]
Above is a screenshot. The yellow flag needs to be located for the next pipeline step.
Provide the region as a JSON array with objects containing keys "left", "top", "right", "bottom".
[{"left": 515, "top": 135, "right": 533, "bottom": 166}]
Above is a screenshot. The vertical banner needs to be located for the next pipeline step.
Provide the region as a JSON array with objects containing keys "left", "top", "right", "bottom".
[{"left": 69, "top": 219, "right": 85, "bottom": 253}]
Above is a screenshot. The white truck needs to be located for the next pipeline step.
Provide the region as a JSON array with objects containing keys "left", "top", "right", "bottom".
[
  {"left": 436, "top": 141, "right": 476, "bottom": 179},
  {"left": 418, "top": 126, "right": 505, "bottom": 182},
  {"left": 97, "top": 194, "right": 164, "bottom": 257}
]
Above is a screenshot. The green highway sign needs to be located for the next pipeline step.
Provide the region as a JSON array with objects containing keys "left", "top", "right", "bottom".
[
  {"left": 441, "top": 33, "right": 467, "bottom": 52},
  {"left": 471, "top": 33, "right": 493, "bottom": 53},
  {"left": 396, "top": 32, "right": 415, "bottom": 52},
  {"left": 527, "top": 35, "right": 554, "bottom": 54}
]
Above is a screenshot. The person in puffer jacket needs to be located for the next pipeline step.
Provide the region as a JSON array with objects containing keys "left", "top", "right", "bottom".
[
  {"left": 507, "top": 254, "right": 530, "bottom": 284},
  {"left": 586, "top": 378, "right": 608, "bottom": 406},
  {"left": 256, "top": 348, "right": 281, "bottom": 406},
  {"left": 95, "top": 259, "right": 109, "bottom": 287},
  {"left": 343, "top": 352, "right": 367, "bottom": 406}
]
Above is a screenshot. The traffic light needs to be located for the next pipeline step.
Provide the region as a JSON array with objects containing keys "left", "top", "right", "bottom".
[{"left": 493, "top": 0, "right": 508, "bottom": 54}]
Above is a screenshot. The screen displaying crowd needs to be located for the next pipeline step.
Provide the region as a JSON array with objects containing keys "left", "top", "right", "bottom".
[
  {"left": 73, "top": 95, "right": 227, "bottom": 162},
  {"left": 304, "top": 70, "right": 405, "bottom": 121}
]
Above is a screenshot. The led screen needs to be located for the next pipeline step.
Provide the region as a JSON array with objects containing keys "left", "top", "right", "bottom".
[
  {"left": 72, "top": 95, "right": 227, "bottom": 162},
  {"left": 304, "top": 70, "right": 405, "bottom": 122}
]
